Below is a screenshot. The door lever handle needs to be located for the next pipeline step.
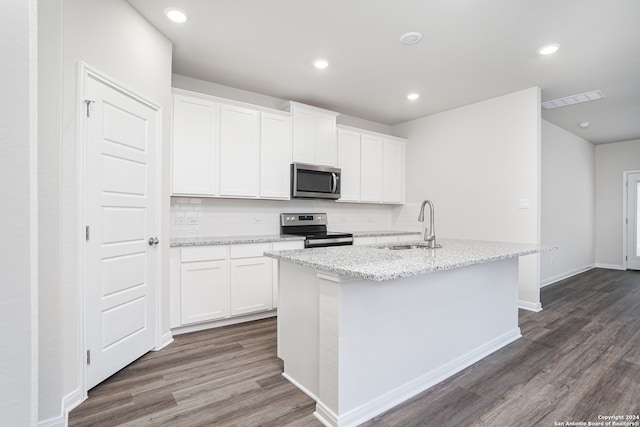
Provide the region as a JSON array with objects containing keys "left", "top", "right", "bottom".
[{"left": 148, "top": 237, "right": 159, "bottom": 246}]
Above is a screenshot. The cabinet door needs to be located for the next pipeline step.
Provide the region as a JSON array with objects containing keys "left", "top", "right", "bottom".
[
  {"left": 382, "top": 139, "right": 406, "bottom": 204},
  {"left": 219, "top": 104, "right": 259, "bottom": 197},
  {"left": 315, "top": 113, "right": 338, "bottom": 166},
  {"left": 292, "top": 108, "right": 316, "bottom": 164},
  {"left": 172, "top": 95, "right": 218, "bottom": 195},
  {"left": 180, "top": 260, "right": 229, "bottom": 324},
  {"left": 360, "top": 134, "right": 384, "bottom": 202},
  {"left": 230, "top": 257, "right": 273, "bottom": 316},
  {"left": 260, "top": 112, "right": 292, "bottom": 199},
  {"left": 337, "top": 129, "right": 361, "bottom": 202}
]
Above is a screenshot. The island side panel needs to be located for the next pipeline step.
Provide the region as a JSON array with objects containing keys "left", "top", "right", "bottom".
[
  {"left": 316, "top": 258, "right": 522, "bottom": 427},
  {"left": 277, "top": 261, "right": 321, "bottom": 400}
]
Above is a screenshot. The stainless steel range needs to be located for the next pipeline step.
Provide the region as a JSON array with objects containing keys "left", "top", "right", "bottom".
[{"left": 280, "top": 213, "right": 353, "bottom": 248}]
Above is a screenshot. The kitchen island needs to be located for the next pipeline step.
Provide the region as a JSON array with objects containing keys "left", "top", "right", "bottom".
[{"left": 264, "top": 238, "right": 553, "bottom": 427}]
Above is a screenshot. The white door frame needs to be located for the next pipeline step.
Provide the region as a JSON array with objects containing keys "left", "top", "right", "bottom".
[
  {"left": 623, "top": 170, "right": 640, "bottom": 269},
  {"left": 76, "top": 62, "right": 164, "bottom": 397}
]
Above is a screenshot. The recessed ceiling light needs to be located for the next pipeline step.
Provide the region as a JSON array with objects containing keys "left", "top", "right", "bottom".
[
  {"left": 165, "top": 8, "right": 188, "bottom": 23},
  {"left": 313, "top": 59, "right": 329, "bottom": 69},
  {"left": 407, "top": 93, "right": 420, "bottom": 101},
  {"left": 538, "top": 44, "right": 559, "bottom": 55},
  {"left": 400, "top": 32, "right": 423, "bottom": 45}
]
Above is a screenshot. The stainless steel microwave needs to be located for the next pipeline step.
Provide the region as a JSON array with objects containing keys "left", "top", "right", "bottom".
[{"left": 291, "top": 163, "right": 341, "bottom": 200}]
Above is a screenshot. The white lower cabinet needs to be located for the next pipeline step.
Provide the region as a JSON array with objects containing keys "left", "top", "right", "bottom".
[
  {"left": 180, "top": 260, "right": 230, "bottom": 324},
  {"left": 230, "top": 243, "right": 273, "bottom": 316},
  {"left": 173, "top": 241, "right": 304, "bottom": 331}
]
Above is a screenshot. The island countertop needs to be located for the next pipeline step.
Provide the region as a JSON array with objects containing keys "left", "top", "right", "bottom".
[{"left": 264, "top": 238, "right": 556, "bottom": 281}]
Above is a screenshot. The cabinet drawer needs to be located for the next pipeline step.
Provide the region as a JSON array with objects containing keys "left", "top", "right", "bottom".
[
  {"left": 181, "top": 245, "right": 228, "bottom": 262},
  {"left": 230, "top": 243, "right": 272, "bottom": 259},
  {"left": 272, "top": 241, "right": 304, "bottom": 251}
]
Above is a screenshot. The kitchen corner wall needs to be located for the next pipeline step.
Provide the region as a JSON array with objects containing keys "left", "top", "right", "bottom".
[
  {"left": 170, "top": 197, "right": 414, "bottom": 238},
  {"left": 393, "top": 87, "right": 542, "bottom": 310},
  {"left": 540, "top": 120, "right": 595, "bottom": 285}
]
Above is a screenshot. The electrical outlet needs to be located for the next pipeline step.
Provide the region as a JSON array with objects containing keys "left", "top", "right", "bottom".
[
  {"left": 253, "top": 216, "right": 263, "bottom": 224},
  {"left": 175, "top": 217, "right": 186, "bottom": 225},
  {"left": 519, "top": 198, "right": 530, "bottom": 209},
  {"left": 188, "top": 218, "right": 199, "bottom": 225}
]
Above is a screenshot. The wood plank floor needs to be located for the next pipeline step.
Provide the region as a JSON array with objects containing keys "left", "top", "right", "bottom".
[{"left": 69, "top": 268, "right": 640, "bottom": 426}]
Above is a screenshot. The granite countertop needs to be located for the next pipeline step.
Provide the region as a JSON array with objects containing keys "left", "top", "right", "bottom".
[
  {"left": 264, "top": 238, "right": 556, "bottom": 282},
  {"left": 170, "top": 230, "right": 420, "bottom": 247},
  {"left": 170, "top": 234, "right": 305, "bottom": 247}
]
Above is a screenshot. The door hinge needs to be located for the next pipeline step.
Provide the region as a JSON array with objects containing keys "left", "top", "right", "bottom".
[
  {"left": 84, "top": 99, "right": 95, "bottom": 118},
  {"left": 86, "top": 226, "right": 90, "bottom": 241},
  {"left": 86, "top": 350, "right": 91, "bottom": 365}
]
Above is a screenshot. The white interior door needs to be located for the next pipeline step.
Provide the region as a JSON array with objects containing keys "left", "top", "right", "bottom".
[
  {"left": 85, "top": 74, "right": 159, "bottom": 389},
  {"left": 627, "top": 172, "right": 640, "bottom": 270}
]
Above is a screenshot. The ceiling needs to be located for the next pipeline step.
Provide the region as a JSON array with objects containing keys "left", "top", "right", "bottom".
[{"left": 127, "top": 0, "right": 640, "bottom": 144}]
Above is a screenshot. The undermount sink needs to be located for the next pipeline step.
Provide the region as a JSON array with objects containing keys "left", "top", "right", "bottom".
[{"left": 377, "top": 243, "right": 442, "bottom": 250}]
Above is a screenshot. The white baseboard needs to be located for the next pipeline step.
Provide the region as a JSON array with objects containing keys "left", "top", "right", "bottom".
[
  {"left": 540, "top": 264, "right": 596, "bottom": 288},
  {"left": 38, "top": 415, "right": 65, "bottom": 427},
  {"left": 312, "top": 328, "right": 522, "bottom": 427},
  {"left": 282, "top": 372, "right": 320, "bottom": 403},
  {"left": 518, "top": 300, "right": 543, "bottom": 312},
  {"left": 155, "top": 330, "right": 174, "bottom": 351},
  {"left": 595, "top": 263, "right": 625, "bottom": 270},
  {"left": 38, "top": 387, "right": 84, "bottom": 427},
  {"left": 171, "top": 310, "right": 277, "bottom": 335}
]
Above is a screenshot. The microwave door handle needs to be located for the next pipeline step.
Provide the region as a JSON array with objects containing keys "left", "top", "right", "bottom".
[{"left": 331, "top": 173, "right": 337, "bottom": 193}]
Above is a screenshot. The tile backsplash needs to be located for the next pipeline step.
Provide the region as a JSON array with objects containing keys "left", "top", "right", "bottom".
[{"left": 170, "top": 197, "right": 421, "bottom": 238}]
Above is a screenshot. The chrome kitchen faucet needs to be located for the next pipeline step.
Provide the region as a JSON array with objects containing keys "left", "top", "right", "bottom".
[{"left": 418, "top": 199, "right": 441, "bottom": 248}]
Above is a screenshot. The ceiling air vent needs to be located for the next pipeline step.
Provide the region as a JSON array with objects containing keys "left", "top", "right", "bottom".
[{"left": 541, "top": 90, "right": 604, "bottom": 110}]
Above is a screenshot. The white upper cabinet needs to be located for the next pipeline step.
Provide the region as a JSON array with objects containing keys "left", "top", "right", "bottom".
[
  {"left": 219, "top": 103, "right": 260, "bottom": 197},
  {"left": 382, "top": 139, "right": 406, "bottom": 204},
  {"left": 336, "top": 125, "right": 406, "bottom": 205},
  {"left": 288, "top": 102, "right": 339, "bottom": 167},
  {"left": 337, "top": 128, "right": 361, "bottom": 202},
  {"left": 172, "top": 94, "right": 219, "bottom": 195},
  {"left": 360, "top": 134, "right": 384, "bottom": 202},
  {"left": 260, "top": 112, "right": 292, "bottom": 199},
  {"left": 171, "top": 89, "right": 293, "bottom": 200},
  {"left": 291, "top": 107, "right": 316, "bottom": 164}
]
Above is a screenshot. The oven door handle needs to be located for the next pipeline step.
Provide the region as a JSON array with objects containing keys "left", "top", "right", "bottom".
[
  {"left": 305, "top": 236, "right": 353, "bottom": 248},
  {"left": 331, "top": 173, "right": 338, "bottom": 194}
]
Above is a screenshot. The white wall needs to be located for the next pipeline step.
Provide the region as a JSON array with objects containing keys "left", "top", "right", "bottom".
[
  {"left": 36, "top": 1, "right": 173, "bottom": 424},
  {"left": 0, "top": 0, "right": 38, "bottom": 425},
  {"left": 540, "top": 120, "right": 595, "bottom": 285},
  {"left": 38, "top": 0, "right": 64, "bottom": 421},
  {"left": 595, "top": 139, "right": 640, "bottom": 268},
  {"left": 392, "top": 87, "right": 542, "bottom": 310}
]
